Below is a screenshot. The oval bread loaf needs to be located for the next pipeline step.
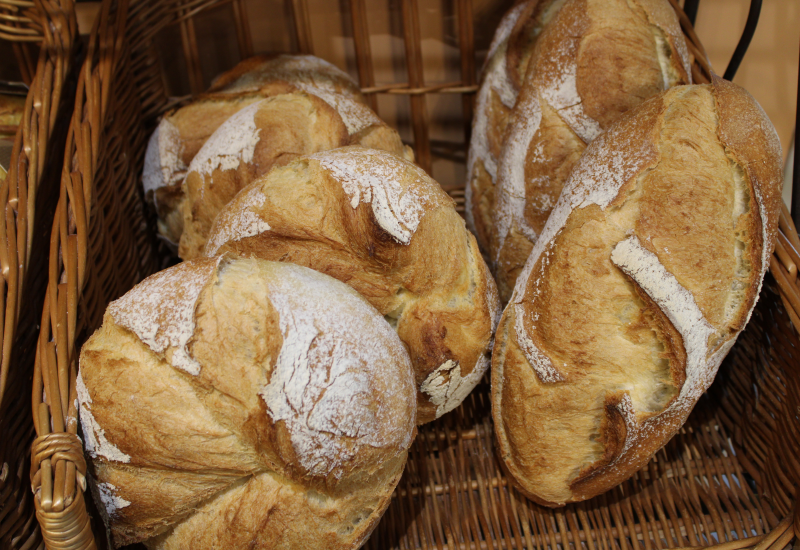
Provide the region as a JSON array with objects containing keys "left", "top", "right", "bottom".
[
  {"left": 78, "top": 257, "right": 417, "bottom": 549},
  {"left": 487, "top": 0, "right": 692, "bottom": 301},
  {"left": 205, "top": 146, "right": 501, "bottom": 424},
  {"left": 492, "top": 78, "right": 783, "bottom": 506}
]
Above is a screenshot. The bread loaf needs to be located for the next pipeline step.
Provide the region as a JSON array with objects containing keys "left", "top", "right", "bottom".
[
  {"left": 143, "top": 54, "right": 403, "bottom": 247},
  {"left": 492, "top": 78, "right": 782, "bottom": 506},
  {"left": 78, "top": 257, "right": 417, "bottom": 548},
  {"left": 481, "top": 0, "right": 692, "bottom": 301},
  {"left": 205, "top": 146, "right": 501, "bottom": 424}
]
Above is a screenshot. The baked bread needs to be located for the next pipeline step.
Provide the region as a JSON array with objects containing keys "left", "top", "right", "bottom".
[
  {"left": 177, "top": 93, "right": 410, "bottom": 259},
  {"left": 143, "top": 54, "right": 408, "bottom": 247},
  {"left": 205, "top": 146, "right": 501, "bottom": 424},
  {"left": 492, "top": 78, "right": 782, "bottom": 506},
  {"left": 484, "top": 0, "right": 692, "bottom": 301},
  {"left": 78, "top": 257, "right": 417, "bottom": 548}
]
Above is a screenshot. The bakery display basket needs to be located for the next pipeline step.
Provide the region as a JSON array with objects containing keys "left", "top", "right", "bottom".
[
  {"left": 0, "top": 0, "right": 79, "bottom": 548},
  {"left": 1, "top": 0, "right": 798, "bottom": 548}
]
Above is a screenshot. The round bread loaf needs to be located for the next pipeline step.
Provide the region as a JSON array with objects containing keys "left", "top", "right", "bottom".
[
  {"left": 205, "top": 146, "right": 501, "bottom": 424},
  {"left": 479, "top": 0, "right": 692, "bottom": 301},
  {"left": 78, "top": 257, "right": 417, "bottom": 548},
  {"left": 492, "top": 78, "right": 783, "bottom": 506},
  {"left": 177, "top": 93, "right": 410, "bottom": 259},
  {"left": 143, "top": 54, "right": 407, "bottom": 247}
]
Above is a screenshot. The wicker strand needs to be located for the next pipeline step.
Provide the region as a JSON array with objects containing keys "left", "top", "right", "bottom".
[
  {"left": 17, "top": 0, "right": 800, "bottom": 549},
  {"left": 400, "top": 0, "right": 431, "bottom": 173}
]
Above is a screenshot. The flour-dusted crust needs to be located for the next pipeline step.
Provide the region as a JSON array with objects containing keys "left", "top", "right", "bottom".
[
  {"left": 78, "top": 258, "right": 417, "bottom": 548},
  {"left": 490, "top": 0, "right": 693, "bottom": 302},
  {"left": 492, "top": 82, "right": 783, "bottom": 506},
  {"left": 206, "top": 146, "right": 501, "bottom": 424}
]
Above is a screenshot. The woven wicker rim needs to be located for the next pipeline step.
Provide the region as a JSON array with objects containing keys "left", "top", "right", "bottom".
[{"left": 3, "top": 0, "right": 797, "bottom": 548}]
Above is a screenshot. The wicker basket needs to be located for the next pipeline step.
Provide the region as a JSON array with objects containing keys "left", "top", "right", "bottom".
[
  {"left": 0, "top": 1, "right": 79, "bottom": 548},
  {"left": 10, "top": 0, "right": 800, "bottom": 548}
]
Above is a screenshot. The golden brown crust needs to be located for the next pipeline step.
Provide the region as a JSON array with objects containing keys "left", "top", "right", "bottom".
[
  {"left": 206, "top": 147, "right": 501, "bottom": 424},
  {"left": 492, "top": 83, "right": 783, "bottom": 506},
  {"left": 78, "top": 258, "right": 417, "bottom": 548},
  {"left": 490, "top": 0, "right": 693, "bottom": 303}
]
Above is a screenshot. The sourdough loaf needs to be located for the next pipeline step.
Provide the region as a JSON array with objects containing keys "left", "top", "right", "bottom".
[
  {"left": 492, "top": 78, "right": 782, "bottom": 506},
  {"left": 205, "top": 146, "right": 501, "bottom": 424},
  {"left": 78, "top": 257, "right": 416, "bottom": 548},
  {"left": 482, "top": 0, "right": 692, "bottom": 301}
]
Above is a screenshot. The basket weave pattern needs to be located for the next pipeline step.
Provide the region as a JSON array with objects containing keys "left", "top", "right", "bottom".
[
  {"left": 0, "top": 1, "right": 78, "bottom": 548},
  {"left": 3, "top": 0, "right": 798, "bottom": 548}
]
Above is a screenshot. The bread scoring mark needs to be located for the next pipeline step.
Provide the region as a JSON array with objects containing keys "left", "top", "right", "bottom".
[
  {"left": 310, "top": 148, "right": 436, "bottom": 245},
  {"left": 538, "top": 44, "right": 602, "bottom": 143},
  {"left": 142, "top": 118, "right": 186, "bottom": 199},
  {"left": 494, "top": 91, "right": 543, "bottom": 261},
  {"left": 205, "top": 186, "right": 271, "bottom": 256},
  {"left": 420, "top": 358, "right": 489, "bottom": 419},
  {"left": 295, "top": 84, "right": 381, "bottom": 135},
  {"left": 609, "top": 235, "right": 717, "bottom": 453},
  {"left": 465, "top": 2, "right": 526, "bottom": 230},
  {"left": 76, "top": 370, "right": 132, "bottom": 463},
  {"left": 108, "top": 257, "right": 223, "bottom": 376},
  {"left": 513, "top": 289, "right": 564, "bottom": 383},
  {"left": 96, "top": 482, "right": 131, "bottom": 519},
  {"left": 188, "top": 100, "right": 265, "bottom": 179},
  {"left": 258, "top": 263, "right": 415, "bottom": 477}
]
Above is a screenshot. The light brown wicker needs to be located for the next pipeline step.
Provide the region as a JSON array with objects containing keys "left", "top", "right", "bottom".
[
  {"left": 17, "top": 0, "right": 800, "bottom": 549},
  {"left": 0, "top": 0, "right": 78, "bottom": 548}
]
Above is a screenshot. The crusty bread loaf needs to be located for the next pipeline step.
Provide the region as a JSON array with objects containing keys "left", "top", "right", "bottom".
[
  {"left": 205, "top": 146, "right": 501, "bottom": 424},
  {"left": 492, "top": 78, "right": 783, "bottom": 506},
  {"left": 477, "top": 0, "right": 692, "bottom": 301},
  {"left": 78, "top": 257, "right": 417, "bottom": 549},
  {"left": 143, "top": 54, "right": 409, "bottom": 248},
  {"left": 177, "top": 93, "right": 410, "bottom": 259}
]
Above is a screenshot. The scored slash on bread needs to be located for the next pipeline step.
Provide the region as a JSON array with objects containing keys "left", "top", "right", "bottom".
[
  {"left": 78, "top": 257, "right": 417, "bottom": 549},
  {"left": 492, "top": 78, "right": 783, "bottom": 506},
  {"left": 205, "top": 146, "right": 501, "bottom": 425}
]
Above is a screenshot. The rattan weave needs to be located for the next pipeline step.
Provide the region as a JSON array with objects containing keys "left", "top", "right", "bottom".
[
  {"left": 0, "top": 1, "right": 78, "bottom": 548},
  {"left": 9, "top": 0, "right": 800, "bottom": 549}
]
